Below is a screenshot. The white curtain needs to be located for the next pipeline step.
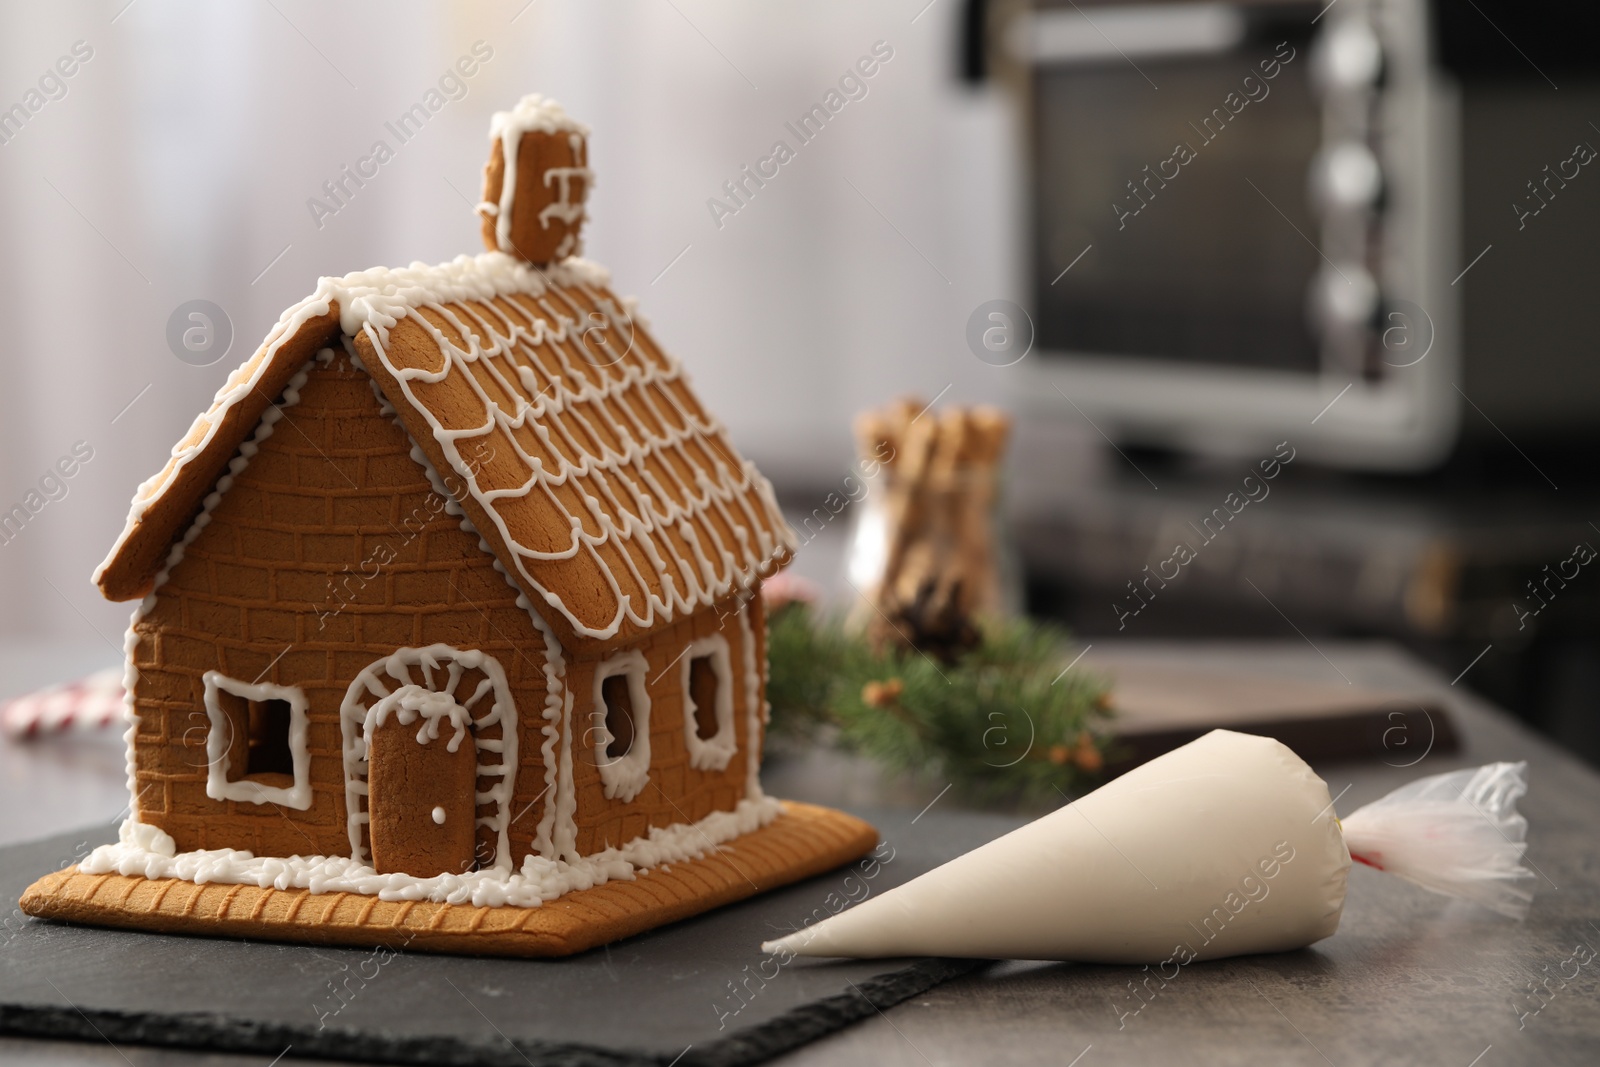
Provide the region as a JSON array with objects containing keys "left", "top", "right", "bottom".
[{"left": 0, "top": 0, "right": 1015, "bottom": 644}]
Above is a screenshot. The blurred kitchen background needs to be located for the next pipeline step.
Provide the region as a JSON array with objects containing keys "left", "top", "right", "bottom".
[{"left": 1, "top": 0, "right": 1597, "bottom": 780}]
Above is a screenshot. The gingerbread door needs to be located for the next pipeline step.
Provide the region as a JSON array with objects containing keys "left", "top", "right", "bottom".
[
  {"left": 341, "top": 647, "right": 519, "bottom": 874},
  {"left": 366, "top": 705, "right": 478, "bottom": 878}
]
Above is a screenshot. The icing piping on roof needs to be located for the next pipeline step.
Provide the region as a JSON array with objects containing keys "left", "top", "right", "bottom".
[
  {"left": 357, "top": 266, "right": 793, "bottom": 640},
  {"left": 99, "top": 250, "right": 794, "bottom": 642},
  {"left": 95, "top": 254, "right": 604, "bottom": 589}
]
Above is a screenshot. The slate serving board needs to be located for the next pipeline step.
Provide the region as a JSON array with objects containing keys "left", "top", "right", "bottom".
[{"left": 0, "top": 807, "right": 1019, "bottom": 1067}]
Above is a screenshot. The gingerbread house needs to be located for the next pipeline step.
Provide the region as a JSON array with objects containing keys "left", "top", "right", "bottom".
[{"left": 21, "top": 96, "right": 875, "bottom": 956}]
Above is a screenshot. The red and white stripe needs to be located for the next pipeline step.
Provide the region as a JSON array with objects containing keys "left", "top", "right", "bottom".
[{"left": 0, "top": 668, "right": 127, "bottom": 739}]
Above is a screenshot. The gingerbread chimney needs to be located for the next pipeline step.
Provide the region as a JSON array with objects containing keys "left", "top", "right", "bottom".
[{"left": 478, "top": 95, "right": 592, "bottom": 265}]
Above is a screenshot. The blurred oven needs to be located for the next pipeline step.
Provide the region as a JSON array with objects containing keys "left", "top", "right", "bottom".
[{"left": 987, "top": 0, "right": 1600, "bottom": 470}]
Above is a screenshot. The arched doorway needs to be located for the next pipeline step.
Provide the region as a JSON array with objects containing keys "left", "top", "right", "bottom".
[{"left": 340, "top": 646, "right": 519, "bottom": 876}]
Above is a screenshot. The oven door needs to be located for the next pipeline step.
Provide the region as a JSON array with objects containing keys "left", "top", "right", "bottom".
[{"left": 999, "top": 0, "right": 1457, "bottom": 469}]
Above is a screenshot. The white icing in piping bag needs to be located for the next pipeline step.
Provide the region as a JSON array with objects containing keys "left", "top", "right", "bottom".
[{"left": 761, "top": 730, "right": 1536, "bottom": 964}]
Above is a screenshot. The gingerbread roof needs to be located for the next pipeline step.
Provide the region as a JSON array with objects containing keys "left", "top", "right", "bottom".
[{"left": 96, "top": 253, "right": 795, "bottom": 645}]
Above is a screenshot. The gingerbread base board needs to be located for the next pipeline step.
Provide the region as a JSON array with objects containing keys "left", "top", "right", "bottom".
[
  {"left": 1, "top": 806, "right": 1020, "bottom": 1067},
  {"left": 19, "top": 801, "right": 875, "bottom": 957}
]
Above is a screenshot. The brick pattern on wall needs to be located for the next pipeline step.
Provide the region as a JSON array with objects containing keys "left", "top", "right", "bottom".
[
  {"left": 566, "top": 592, "right": 760, "bottom": 857},
  {"left": 133, "top": 351, "right": 553, "bottom": 860},
  {"left": 131, "top": 349, "right": 773, "bottom": 870}
]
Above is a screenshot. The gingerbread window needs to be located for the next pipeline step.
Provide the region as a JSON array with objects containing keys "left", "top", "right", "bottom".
[
  {"left": 681, "top": 634, "right": 736, "bottom": 772},
  {"left": 591, "top": 650, "right": 651, "bottom": 802},
  {"left": 202, "top": 672, "right": 311, "bottom": 810}
]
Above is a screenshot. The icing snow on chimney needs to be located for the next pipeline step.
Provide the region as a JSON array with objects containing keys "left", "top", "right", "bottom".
[{"left": 477, "top": 94, "right": 592, "bottom": 266}]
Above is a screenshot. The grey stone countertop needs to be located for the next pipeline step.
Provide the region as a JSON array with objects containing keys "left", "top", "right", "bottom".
[{"left": 4, "top": 639, "right": 1599, "bottom": 1066}]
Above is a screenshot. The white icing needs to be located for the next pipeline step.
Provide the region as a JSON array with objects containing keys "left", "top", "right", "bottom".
[
  {"left": 365, "top": 685, "right": 472, "bottom": 754},
  {"left": 81, "top": 795, "right": 783, "bottom": 910},
  {"left": 556, "top": 676, "right": 579, "bottom": 861},
  {"left": 738, "top": 596, "right": 764, "bottom": 799},
  {"left": 531, "top": 604, "right": 576, "bottom": 863},
  {"left": 487, "top": 94, "right": 591, "bottom": 140},
  {"left": 121, "top": 819, "right": 177, "bottom": 854},
  {"left": 479, "top": 94, "right": 592, "bottom": 256},
  {"left": 334, "top": 254, "right": 606, "bottom": 339},
  {"left": 118, "top": 353, "right": 325, "bottom": 825},
  {"left": 202, "top": 672, "right": 312, "bottom": 810},
  {"left": 680, "top": 633, "right": 736, "bottom": 773},
  {"left": 511, "top": 575, "right": 575, "bottom": 859},
  {"left": 340, "top": 646, "right": 518, "bottom": 870},
  {"left": 590, "top": 649, "right": 652, "bottom": 803},
  {"left": 539, "top": 155, "right": 590, "bottom": 233},
  {"left": 119, "top": 626, "right": 139, "bottom": 804},
  {"left": 432, "top": 806, "right": 447, "bottom": 825}
]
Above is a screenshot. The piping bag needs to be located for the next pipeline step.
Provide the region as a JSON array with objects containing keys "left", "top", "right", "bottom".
[{"left": 761, "top": 730, "right": 1534, "bottom": 964}]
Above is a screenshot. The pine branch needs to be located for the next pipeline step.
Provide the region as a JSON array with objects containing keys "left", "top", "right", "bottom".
[{"left": 765, "top": 604, "right": 1112, "bottom": 805}]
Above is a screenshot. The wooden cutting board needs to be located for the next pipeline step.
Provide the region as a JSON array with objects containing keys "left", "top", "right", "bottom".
[{"left": 1097, "top": 660, "right": 1457, "bottom": 772}]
